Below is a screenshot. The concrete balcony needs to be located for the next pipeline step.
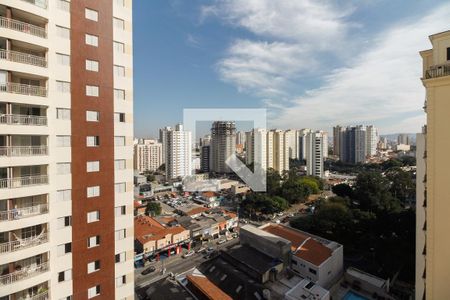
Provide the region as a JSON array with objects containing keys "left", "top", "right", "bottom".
[
  {"left": 0, "top": 16, "right": 47, "bottom": 39},
  {"left": 0, "top": 49, "right": 47, "bottom": 68},
  {"left": 0, "top": 114, "right": 47, "bottom": 126},
  {"left": 0, "top": 82, "right": 47, "bottom": 97},
  {"left": 425, "top": 63, "right": 450, "bottom": 79},
  {"left": 19, "top": 0, "right": 48, "bottom": 9},
  {"left": 0, "top": 175, "right": 48, "bottom": 189},
  {"left": 0, "top": 203, "right": 48, "bottom": 222},
  {"left": 0, "top": 146, "right": 48, "bottom": 157},
  {"left": 0, "top": 232, "right": 48, "bottom": 254},
  {"left": 0, "top": 261, "right": 49, "bottom": 286}
]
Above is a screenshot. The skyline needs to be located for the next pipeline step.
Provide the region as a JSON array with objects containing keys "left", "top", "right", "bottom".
[{"left": 133, "top": 0, "right": 449, "bottom": 137}]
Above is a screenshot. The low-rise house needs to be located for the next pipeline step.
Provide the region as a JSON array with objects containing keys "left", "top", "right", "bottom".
[
  {"left": 176, "top": 204, "right": 210, "bottom": 218},
  {"left": 285, "top": 279, "right": 330, "bottom": 300},
  {"left": 134, "top": 215, "right": 190, "bottom": 256},
  {"left": 261, "top": 223, "right": 344, "bottom": 289},
  {"left": 134, "top": 200, "right": 146, "bottom": 216}
]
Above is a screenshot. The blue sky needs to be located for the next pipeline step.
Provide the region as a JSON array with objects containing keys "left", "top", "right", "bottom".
[{"left": 133, "top": 0, "right": 450, "bottom": 138}]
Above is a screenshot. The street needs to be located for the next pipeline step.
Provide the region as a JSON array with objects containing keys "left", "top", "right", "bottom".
[{"left": 135, "top": 237, "right": 239, "bottom": 289}]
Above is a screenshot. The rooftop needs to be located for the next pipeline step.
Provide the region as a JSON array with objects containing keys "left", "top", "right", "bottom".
[
  {"left": 186, "top": 274, "right": 233, "bottom": 300},
  {"left": 134, "top": 215, "right": 187, "bottom": 244},
  {"left": 285, "top": 279, "right": 330, "bottom": 300},
  {"left": 224, "top": 244, "right": 282, "bottom": 275},
  {"left": 261, "top": 224, "right": 333, "bottom": 266}
]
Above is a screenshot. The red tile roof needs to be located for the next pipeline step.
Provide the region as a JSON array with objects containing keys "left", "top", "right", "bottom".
[
  {"left": 134, "top": 215, "right": 186, "bottom": 245},
  {"left": 262, "top": 224, "right": 332, "bottom": 266},
  {"left": 186, "top": 274, "right": 232, "bottom": 300},
  {"left": 202, "top": 191, "right": 217, "bottom": 198},
  {"left": 186, "top": 206, "right": 209, "bottom": 216}
]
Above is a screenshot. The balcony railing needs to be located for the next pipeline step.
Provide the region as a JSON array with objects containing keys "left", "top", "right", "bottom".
[
  {"left": 0, "top": 146, "right": 48, "bottom": 157},
  {"left": 0, "top": 261, "right": 49, "bottom": 285},
  {"left": 0, "top": 16, "right": 47, "bottom": 39},
  {"left": 0, "top": 114, "right": 47, "bottom": 126},
  {"left": 28, "top": 290, "right": 49, "bottom": 300},
  {"left": 20, "top": 0, "right": 48, "bottom": 9},
  {"left": 425, "top": 63, "right": 450, "bottom": 79},
  {"left": 0, "top": 232, "right": 48, "bottom": 254},
  {"left": 0, "top": 203, "right": 48, "bottom": 222},
  {"left": 0, "top": 175, "right": 48, "bottom": 189},
  {"left": 0, "top": 82, "right": 47, "bottom": 97},
  {"left": 0, "top": 49, "right": 47, "bottom": 67}
]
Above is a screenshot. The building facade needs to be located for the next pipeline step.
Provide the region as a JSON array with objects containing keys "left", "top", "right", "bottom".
[
  {"left": 245, "top": 128, "right": 267, "bottom": 171},
  {"left": 339, "top": 125, "right": 367, "bottom": 164},
  {"left": 133, "top": 139, "right": 162, "bottom": 173},
  {"left": 304, "top": 131, "right": 324, "bottom": 178},
  {"left": 365, "top": 125, "right": 379, "bottom": 156},
  {"left": 416, "top": 30, "right": 450, "bottom": 300},
  {"left": 267, "top": 130, "right": 289, "bottom": 174},
  {"left": 165, "top": 124, "right": 192, "bottom": 180},
  {"left": 210, "top": 121, "right": 236, "bottom": 173},
  {"left": 0, "top": 1, "right": 135, "bottom": 299}
]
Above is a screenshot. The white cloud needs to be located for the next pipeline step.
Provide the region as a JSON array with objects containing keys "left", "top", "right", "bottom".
[
  {"left": 217, "top": 40, "right": 316, "bottom": 96},
  {"left": 186, "top": 34, "right": 201, "bottom": 48},
  {"left": 203, "top": 0, "right": 357, "bottom": 97},
  {"left": 271, "top": 4, "right": 450, "bottom": 133}
]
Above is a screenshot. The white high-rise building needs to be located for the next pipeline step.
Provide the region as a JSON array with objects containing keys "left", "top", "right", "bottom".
[
  {"left": 245, "top": 129, "right": 267, "bottom": 171},
  {"left": 304, "top": 132, "right": 325, "bottom": 178},
  {"left": 134, "top": 139, "right": 163, "bottom": 172},
  {"left": 320, "top": 131, "right": 329, "bottom": 158},
  {"left": 267, "top": 130, "right": 289, "bottom": 174},
  {"left": 366, "top": 125, "right": 379, "bottom": 156},
  {"left": 159, "top": 126, "right": 172, "bottom": 164},
  {"left": 285, "top": 129, "right": 301, "bottom": 160},
  {"left": 236, "top": 130, "right": 246, "bottom": 146},
  {"left": 0, "top": 1, "right": 135, "bottom": 299},
  {"left": 165, "top": 124, "right": 192, "bottom": 180}
]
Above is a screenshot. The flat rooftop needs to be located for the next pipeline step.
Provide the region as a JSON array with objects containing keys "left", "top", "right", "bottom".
[
  {"left": 285, "top": 279, "right": 329, "bottom": 300},
  {"left": 137, "top": 277, "right": 193, "bottom": 300},
  {"left": 197, "top": 256, "right": 265, "bottom": 300},
  {"left": 225, "top": 244, "right": 281, "bottom": 275},
  {"left": 346, "top": 267, "right": 387, "bottom": 289}
]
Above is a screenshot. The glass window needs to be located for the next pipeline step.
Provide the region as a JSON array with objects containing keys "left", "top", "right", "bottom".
[
  {"left": 87, "top": 161, "right": 100, "bottom": 173},
  {"left": 57, "top": 26, "right": 70, "bottom": 39},
  {"left": 87, "top": 211, "right": 100, "bottom": 223},
  {"left": 114, "top": 113, "right": 125, "bottom": 123},
  {"left": 85, "top": 34, "right": 99, "bottom": 47},
  {"left": 114, "top": 89, "right": 125, "bottom": 100},
  {"left": 87, "top": 136, "right": 100, "bottom": 147},
  {"left": 87, "top": 260, "right": 100, "bottom": 273},
  {"left": 57, "top": 108, "right": 71, "bottom": 120},
  {"left": 113, "top": 18, "right": 125, "bottom": 30},
  {"left": 115, "top": 182, "right": 126, "bottom": 193},
  {"left": 115, "top": 159, "right": 126, "bottom": 170},
  {"left": 87, "top": 186, "right": 100, "bottom": 197},
  {"left": 115, "top": 229, "right": 126, "bottom": 240},
  {"left": 88, "top": 235, "right": 100, "bottom": 248},
  {"left": 87, "top": 285, "right": 100, "bottom": 299},
  {"left": 56, "top": 53, "right": 70, "bottom": 66},
  {"left": 57, "top": 189, "right": 72, "bottom": 201},
  {"left": 86, "top": 59, "right": 99, "bottom": 72},
  {"left": 85, "top": 8, "right": 98, "bottom": 22},
  {"left": 86, "top": 111, "right": 99, "bottom": 122},
  {"left": 114, "top": 136, "right": 126, "bottom": 146},
  {"left": 56, "top": 135, "right": 71, "bottom": 147},
  {"left": 56, "top": 81, "right": 71, "bottom": 93},
  {"left": 114, "top": 41, "right": 125, "bottom": 53},
  {"left": 57, "top": 162, "right": 71, "bottom": 175},
  {"left": 114, "top": 65, "right": 125, "bottom": 77},
  {"left": 86, "top": 85, "right": 99, "bottom": 97}
]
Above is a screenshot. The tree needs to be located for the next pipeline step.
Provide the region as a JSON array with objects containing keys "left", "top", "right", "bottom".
[
  {"left": 267, "top": 168, "right": 282, "bottom": 195},
  {"left": 381, "top": 159, "right": 402, "bottom": 171},
  {"left": 146, "top": 202, "right": 162, "bottom": 216},
  {"left": 353, "top": 172, "right": 400, "bottom": 212},
  {"left": 385, "top": 167, "right": 415, "bottom": 203},
  {"left": 332, "top": 183, "right": 353, "bottom": 198}
]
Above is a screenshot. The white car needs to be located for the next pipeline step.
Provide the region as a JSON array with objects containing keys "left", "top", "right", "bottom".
[
  {"left": 182, "top": 250, "right": 195, "bottom": 258},
  {"left": 196, "top": 247, "right": 207, "bottom": 253},
  {"left": 217, "top": 239, "right": 226, "bottom": 245}
]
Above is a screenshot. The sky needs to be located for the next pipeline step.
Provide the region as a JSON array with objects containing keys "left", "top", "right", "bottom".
[{"left": 133, "top": 0, "right": 450, "bottom": 138}]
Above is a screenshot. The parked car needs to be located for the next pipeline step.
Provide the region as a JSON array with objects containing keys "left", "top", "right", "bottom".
[
  {"left": 182, "top": 250, "right": 195, "bottom": 258},
  {"left": 197, "top": 247, "right": 207, "bottom": 253},
  {"left": 141, "top": 266, "right": 156, "bottom": 275},
  {"left": 217, "top": 239, "right": 226, "bottom": 245}
]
